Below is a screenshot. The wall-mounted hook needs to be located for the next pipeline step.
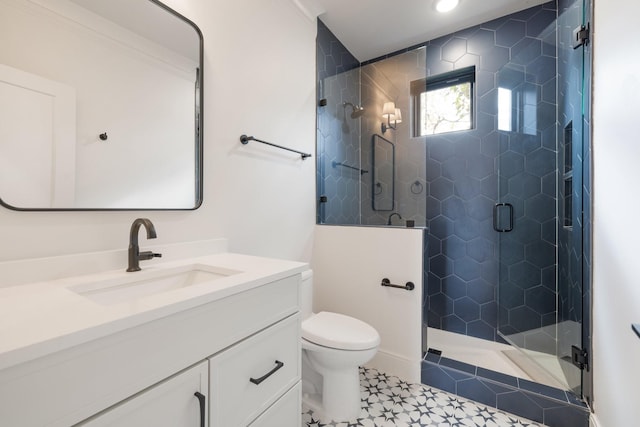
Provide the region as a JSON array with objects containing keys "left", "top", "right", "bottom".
[
  {"left": 375, "top": 182, "right": 383, "bottom": 195},
  {"left": 411, "top": 181, "right": 424, "bottom": 195},
  {"left": 99, "top": 132, "right": 108, "bottom": 141}
]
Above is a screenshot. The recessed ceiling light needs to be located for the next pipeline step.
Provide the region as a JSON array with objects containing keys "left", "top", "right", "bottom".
[{"left": 436, "top": 0, "right": 459, "bottom": 13}]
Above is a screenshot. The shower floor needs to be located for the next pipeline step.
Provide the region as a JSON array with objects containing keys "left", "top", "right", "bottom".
[{"left": 426, "top": 327, "right": 567, "bottom": 390}]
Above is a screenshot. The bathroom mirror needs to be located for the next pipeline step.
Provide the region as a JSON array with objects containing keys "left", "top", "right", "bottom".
[
  {"left": 0, "top": 0, "right": 203, "bottom": 210},
  {"left": 371, "top": 134, "right": 395, "bottom": 211}
]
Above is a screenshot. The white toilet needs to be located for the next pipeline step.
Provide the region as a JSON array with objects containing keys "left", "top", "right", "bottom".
[{"left": 300, "top": 270, "right": 380, "bottom": 421}]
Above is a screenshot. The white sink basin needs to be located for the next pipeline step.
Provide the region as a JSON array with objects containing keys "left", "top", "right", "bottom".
[{"left": 69, "top": 264, "right": 241, "bottom": 305}]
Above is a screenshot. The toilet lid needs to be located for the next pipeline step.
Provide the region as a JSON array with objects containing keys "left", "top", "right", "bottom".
[{"left": 302, "top": 311, "right": 380, "bottom": 350}]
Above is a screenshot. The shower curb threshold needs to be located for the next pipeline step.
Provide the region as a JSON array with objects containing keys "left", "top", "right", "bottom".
[{"left": 421, "top": 353, "right": 589, "bottom": 427}]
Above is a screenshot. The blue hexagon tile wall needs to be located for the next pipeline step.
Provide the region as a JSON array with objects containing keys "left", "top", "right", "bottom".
[
  {"left": 357, "top": 2, "right": 559, "bottom": 343},
  {"left": 418, "top": 3, "right": 559, "bottom": 343},
  {"left": 317, "top": 2, "right": 562, "bottom": 344},
  {"left": 316, "top": 21, "right": 362, "bottom": 225}
]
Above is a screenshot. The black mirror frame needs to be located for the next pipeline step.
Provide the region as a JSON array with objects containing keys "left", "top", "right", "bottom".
[{"left": 0, "top": 0, "right": 204, "bottom": 212}]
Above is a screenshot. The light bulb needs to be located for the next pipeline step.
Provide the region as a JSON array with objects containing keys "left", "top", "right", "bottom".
[
  {"left": 394, "top": 108, "right": 402, "bottom": 124},
  {"left": 436, "top": 0, "right": 459, "bottom": 13},
  {"left": 382, "top": 102, "right": 396, "bottom": 118}
]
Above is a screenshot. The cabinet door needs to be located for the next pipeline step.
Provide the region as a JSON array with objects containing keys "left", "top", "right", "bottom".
[
  {"left": 76, "top": 361, "right": 208, "bottom": 427},
  {"left": 249, "top": 382, "right": 301, "bottom": 427}
]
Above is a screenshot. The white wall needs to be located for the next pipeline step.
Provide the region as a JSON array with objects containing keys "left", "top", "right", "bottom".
[
  {"left": 311, "top": 225, "right": 425, "bottom": 382},
  {"left": 0, "top": 65, "right": 76, "bottom": 208},
  {"left": 591, "top": 0, "right": 640, "bottom": 425},
  {"left": 0, "top": 0, "right": 316, "bottom": 263}
]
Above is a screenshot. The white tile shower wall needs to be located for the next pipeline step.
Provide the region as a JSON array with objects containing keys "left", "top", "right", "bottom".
[
  {"left": 311, "top": 225, "right": 424, "bottom": 382},
  {"left": 0, "top": 0, "right": 316, "bottom": 264}
]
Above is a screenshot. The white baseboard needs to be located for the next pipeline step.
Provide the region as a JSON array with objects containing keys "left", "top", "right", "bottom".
[{"left": 366, "top": 349, "right": 421, "bottom": 384}]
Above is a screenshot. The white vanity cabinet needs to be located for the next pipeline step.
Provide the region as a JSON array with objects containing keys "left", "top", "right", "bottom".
[
  {"left": 77, "top": 361, "right": 209, "bottom": 427},
  {"left": 0, "top": 271, "right": 302, "bottom": 427},
  {"left": 78, "top": 314, "right": 301, "bottom": 427}
]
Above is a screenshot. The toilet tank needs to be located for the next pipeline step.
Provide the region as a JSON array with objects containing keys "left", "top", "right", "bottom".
[{"left": 300, "top": 270, "right": 313, "bottom": 320}]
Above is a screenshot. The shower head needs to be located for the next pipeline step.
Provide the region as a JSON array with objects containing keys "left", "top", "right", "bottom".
[
  {"left": 350, "top": 105, "right": 365, "bottom": 118},
  {"left": 343, "top": 102, "right": 366, "bottom": 119}
]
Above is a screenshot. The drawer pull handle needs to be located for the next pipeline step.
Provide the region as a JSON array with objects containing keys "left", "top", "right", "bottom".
[
  {"left": 250, "top": 360, "right": 284, "bottom": 385},
  {"left": 194, "top": 392, "right": 205, "bottom": 427}
]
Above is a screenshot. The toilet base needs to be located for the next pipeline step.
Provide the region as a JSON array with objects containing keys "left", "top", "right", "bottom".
[
  {"left": 302, "top": 385, "right": 362, "bottom": 423},
  {"left": 321, "top": 368, "right": 362, "bottom": 420}
]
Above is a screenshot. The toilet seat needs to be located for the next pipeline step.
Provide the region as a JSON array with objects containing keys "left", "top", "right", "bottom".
[{"left": 302, "top": 311, "right": 380, "bottom": 351}]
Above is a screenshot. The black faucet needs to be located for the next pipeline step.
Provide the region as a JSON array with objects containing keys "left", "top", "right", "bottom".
[
  {"left": 127, "top": 218, "right": 162, "bottom": 272},
  {"left": 387, "top": 212, "right": 402, "bottom": 225}
]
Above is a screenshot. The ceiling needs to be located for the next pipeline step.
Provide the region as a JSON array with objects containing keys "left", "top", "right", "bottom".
[
  {"left": 304, "top": 0, "right": 549, "bottom": 62},
  {"left": 70, "top": 0, "right": 200, "bottom": 61}
]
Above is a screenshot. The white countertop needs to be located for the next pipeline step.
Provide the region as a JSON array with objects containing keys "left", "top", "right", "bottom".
[{"left": 0, "top": 252, "right": 307, "bottom": 372}]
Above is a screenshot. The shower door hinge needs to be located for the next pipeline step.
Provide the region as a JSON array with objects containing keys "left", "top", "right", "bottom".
[
  {"left": 571, "top": 345, "right": 589, "bottom": 371},
  {"left": 573, "top": 23, "right": 590, "bottom": 49}
]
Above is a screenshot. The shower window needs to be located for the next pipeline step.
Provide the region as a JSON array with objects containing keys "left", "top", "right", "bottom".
[{"left": 411, "top": 66, "right": 475, "bottom": 136}]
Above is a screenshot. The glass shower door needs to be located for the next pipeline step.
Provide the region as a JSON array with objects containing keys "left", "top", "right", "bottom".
[
  {"left": 556, "top": 0, "right": 591, "bottom": 399},
  {"left": 496, "top": 0, "right": 590, "bottom": 397}
]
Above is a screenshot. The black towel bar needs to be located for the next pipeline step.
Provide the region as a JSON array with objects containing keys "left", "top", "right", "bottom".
[
  {"left": 240, "top": 134, "right": 312, "bottom": 159},
  {"left": 381, "top": 278, "right": 415, "bottom": 291},
  {"left": 332, "top": 161, "right": 368, "bottom": 175}
]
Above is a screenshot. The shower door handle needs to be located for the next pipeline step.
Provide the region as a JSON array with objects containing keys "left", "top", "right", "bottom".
[{"left": 493, "top": 203, "right": 514, "bottom": 232}]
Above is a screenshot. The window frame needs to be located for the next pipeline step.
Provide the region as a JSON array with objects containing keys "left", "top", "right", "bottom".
[{"left": 411, "top": 66, "right": 476, "bottom": 137}]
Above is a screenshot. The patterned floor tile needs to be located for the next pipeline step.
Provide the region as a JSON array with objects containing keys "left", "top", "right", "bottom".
[{"left": 301, "top": 367, "right": 546, "bottom": 427}]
